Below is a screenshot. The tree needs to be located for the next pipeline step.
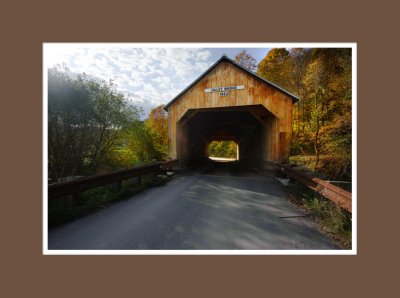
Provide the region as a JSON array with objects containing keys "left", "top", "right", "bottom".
[
  {"left": 320, "top": 111, "right": 352, "bottom": 179},
  {"left": 208, "top": 141, "right": 237, "bottom": 158},
  {"left": 303, "top": 56, "right": 327, "bottom": 163},
  {"left": 117, "top": 105, "right": 169, "bottom": 165},
  {"left": 234, "top": 50, "right": 257, "bottom": 72},
  {"left": 256, "top": 48, "right": 352, "bottom": 178},
  {"left": 257, "top": 48, "right": 291, "bottom": 90},
  {"left": 48, "top": 65, "right": 139, "bottom": 180},
  {"left": 123, "top": 119, "right": 163, "bottom": 163},
  {"left": 145, "top": 104, "right": 168, "bottom": 158},
  {"left": 287, "top": 48, "right": 313, "bottom": 133},
  {"left": 48, "top": 64, "right": 81, "bottom": 179}
]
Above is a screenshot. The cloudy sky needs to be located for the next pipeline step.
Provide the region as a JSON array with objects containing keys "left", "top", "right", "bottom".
[{"left": 44, "top": 43, "right": 272, "bottom": 116}]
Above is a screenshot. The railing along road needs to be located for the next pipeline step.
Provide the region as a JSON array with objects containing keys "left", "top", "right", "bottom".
[
  {"left": 48, "top": 159, "right": 178, "bottom": 200},
  {"left": 273, "top": 163, "right": 352, "bottom": 213}
]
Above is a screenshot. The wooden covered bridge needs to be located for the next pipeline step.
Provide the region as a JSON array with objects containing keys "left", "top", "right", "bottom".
[{"left": 164, "top": 55, "right": 299, "bottom": 169}]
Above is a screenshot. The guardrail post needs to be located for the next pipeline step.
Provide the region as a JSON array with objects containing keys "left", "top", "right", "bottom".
[
  {"left": 112, "top": 181, "right": 122, "bottom": 192},
  {"left": 66, "top": 193, "right": 79, "bottom": 206}
]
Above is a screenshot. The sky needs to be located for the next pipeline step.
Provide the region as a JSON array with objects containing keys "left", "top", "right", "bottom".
[{"left": 44, "top": 43, "right": 272, "bottom": 117}]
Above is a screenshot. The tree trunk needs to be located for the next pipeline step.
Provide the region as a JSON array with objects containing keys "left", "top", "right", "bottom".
[
  {"left": 314, "top": 129, "right": 319, "bottom": 169},
  {"left": 314, "top": 95, "right": 320, "bottom": 170}
]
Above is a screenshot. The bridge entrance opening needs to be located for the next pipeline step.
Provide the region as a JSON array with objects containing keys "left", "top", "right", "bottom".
[
  {"left": 176, "top": 105, "right": 276, "bottom": 168},
  {"left": 207, "top": 140, "right": 239, "bottom": 162}
]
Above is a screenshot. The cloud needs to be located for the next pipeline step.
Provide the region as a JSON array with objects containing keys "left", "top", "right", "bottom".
[
  {"left": 152, "top": 76, "right": 171, "bottom": 89},
  {"left": 196, "top": 50, "right": 212, "bottom": 61},
  {"left": 45, "top": 45, "right": 213, "bottom": 116}
]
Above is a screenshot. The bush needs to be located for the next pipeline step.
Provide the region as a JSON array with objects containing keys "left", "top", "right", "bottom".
[{"left": 285, "top": 182, "right": 352, "bottom": 249}]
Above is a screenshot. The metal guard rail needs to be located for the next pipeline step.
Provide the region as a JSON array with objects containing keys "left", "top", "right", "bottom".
[
  {"left": 48, "top": 159, "right": 178, "bottom": 199},
  {"left": 273, "top": 163, "right": 352, "bottom": 213}
]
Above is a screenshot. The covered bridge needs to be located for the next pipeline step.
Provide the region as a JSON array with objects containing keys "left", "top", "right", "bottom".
[{"left": 164, "top": 55, "right": 299, "bottom": 169}]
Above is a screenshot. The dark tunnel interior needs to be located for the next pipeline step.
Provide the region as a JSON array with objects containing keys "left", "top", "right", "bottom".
[{"left": 177, "top": 105, "right": 275, "bottom": 168}]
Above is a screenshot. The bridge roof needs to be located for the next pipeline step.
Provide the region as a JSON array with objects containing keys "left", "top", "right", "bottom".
[{"left": 164, "top": 55, "right": 299, "bottom": 110}]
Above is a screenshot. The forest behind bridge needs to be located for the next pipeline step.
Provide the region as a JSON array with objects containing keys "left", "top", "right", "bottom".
[{"left": 256, "top": 48, "right": 352, "bottom": 180}]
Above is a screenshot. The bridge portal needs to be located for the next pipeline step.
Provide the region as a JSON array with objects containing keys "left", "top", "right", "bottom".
[{"left": 164, "top": 56, "right": 299, "bottom": 169}]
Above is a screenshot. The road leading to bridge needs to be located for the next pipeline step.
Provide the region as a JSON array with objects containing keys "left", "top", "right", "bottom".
[{"left": 48, "top": 161, "right": 338, "bottom": 250}]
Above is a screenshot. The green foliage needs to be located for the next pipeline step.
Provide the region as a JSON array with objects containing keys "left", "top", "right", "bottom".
[
  {"left": 48, "top": 66, "right": 173, "bottom": 183},
  {"left": 48, "top": 65, "right": 141, "bottom": 180},
  {"left": 208, "top": 141, "right": 238, "bottom": 158},
  {"left": 303, "top": 194, "right": 351, "bottom": 235},
  {"left": 124, "top": 119, "right": 165, "bottom": 163},
  {"left": 90, "top": 105, "right": 168, "bottom": 169},
  {"left": 285, "top": 183, "right": 352, "bottom": 249}
]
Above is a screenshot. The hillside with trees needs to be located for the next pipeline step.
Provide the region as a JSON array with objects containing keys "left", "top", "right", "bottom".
[{"left": 257, "top": 48, "right": 352, "bottom": 180}]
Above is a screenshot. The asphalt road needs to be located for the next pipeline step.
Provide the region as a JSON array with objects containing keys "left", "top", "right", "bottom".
[{"left": 48, "top": 161, "right": 338, "bottom": 250}]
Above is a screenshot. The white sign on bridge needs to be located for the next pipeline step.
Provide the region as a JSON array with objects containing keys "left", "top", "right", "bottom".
[{"left": 205, "top": 85, "right": 244, "bottom": 93}]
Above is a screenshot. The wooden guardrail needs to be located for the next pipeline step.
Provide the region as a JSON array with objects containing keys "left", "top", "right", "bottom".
[
  {"left": 273, "top": 163, "right": 352, "bottom": 213},
  {"left": 48, "top": 159, "right": 178, "bottom": 199}
]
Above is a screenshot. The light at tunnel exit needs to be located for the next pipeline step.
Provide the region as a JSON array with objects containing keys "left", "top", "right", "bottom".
[{"left": 207, "top": 140, "right": 239, "bottom": 161}]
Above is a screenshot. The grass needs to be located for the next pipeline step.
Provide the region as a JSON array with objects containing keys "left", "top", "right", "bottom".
[
  {"left": 48, "top": 173, "right": 169, "bottom": 227},
  {"left": 284, "top": 181, "right": 352, "bottom": 249}
]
